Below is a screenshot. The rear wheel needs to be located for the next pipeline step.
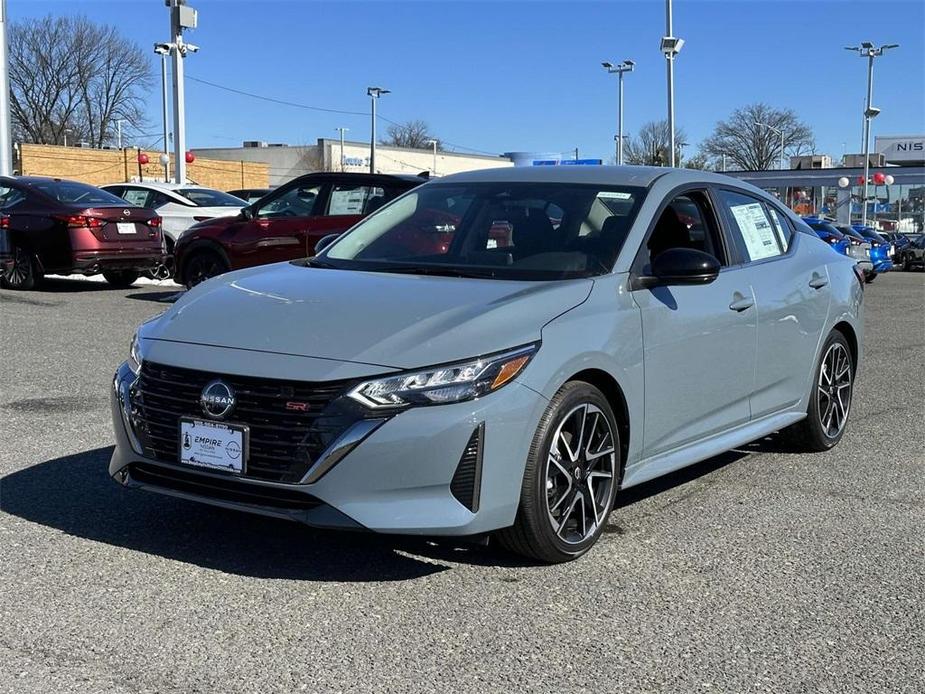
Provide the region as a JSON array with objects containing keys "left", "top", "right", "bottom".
[
  {"left": 102, "top": 270, "right": 140, "bottom": 288},
  {"left": 497, "top": 382, "right": 620, "bottom": 563},
  {"left": 183, "top": 248, "right": 229, "bottom": 289},
  {"left": 1, "top": 243, "right": 41, "bottom": 290},
  {"left": 779, "top": 330, "right": 854, "bottom": 452},
  {"left": 865, "top": 271, "right": 877, "bottom": 283},
  {"left": 903, "top": 254, "right": 913, "bottom": 272}
]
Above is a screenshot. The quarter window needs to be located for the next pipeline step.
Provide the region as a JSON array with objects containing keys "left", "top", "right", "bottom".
[
  {"left": 717, "top": 190, "right": 786, "bottom": 262},
  {"left": 765, "top": 206, "right": 793, "bottom": 252},
  {"left": 0, "top": 185, "right": 26, "bottom": 210}
]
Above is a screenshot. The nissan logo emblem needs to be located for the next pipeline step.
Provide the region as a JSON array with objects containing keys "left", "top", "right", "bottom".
[
  {"left": 200, "top": 380, "right": 236, "bottom": 419},
  {"left": 123, "top": 209, "right": 131, "bottom": 217}
]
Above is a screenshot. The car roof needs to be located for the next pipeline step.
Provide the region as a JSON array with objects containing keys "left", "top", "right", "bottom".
[
  {"left": 101, "top": 181, "right": 215, "bottom": 191},
  {"left": 433, "top": 165, "right": 770, "bottom": 192},
  {"left": 2, "top": 175, "right": 96, "bottom": 186}
]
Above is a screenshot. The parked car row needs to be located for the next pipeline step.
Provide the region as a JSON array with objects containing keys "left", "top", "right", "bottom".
[{"left": 800, "top": 216, "right": 911, "bottom": 282}]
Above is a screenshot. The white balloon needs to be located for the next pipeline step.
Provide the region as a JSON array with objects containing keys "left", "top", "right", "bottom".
[
  {"left": 837, "top": 176, "right": 850, "bottom": 188},
  {"left": 884, "top": 174, "right": 895, "bottom": 185},
  {"left": 159, "top": 153, "right": 170, "bottom": 165}
]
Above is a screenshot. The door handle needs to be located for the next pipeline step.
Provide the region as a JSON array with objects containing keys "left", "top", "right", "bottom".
[
  {"left": 809, "top": 275, "right": 829, "bottom": 289},
  {"left": 729, "top": 296, "right": 754, "bottom": 312}
]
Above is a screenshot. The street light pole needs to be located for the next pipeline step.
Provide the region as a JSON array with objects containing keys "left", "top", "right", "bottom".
[
  {"left": 602, "top": 60, "right": 635, "bottom": 165},
  {"left": 0, "top": 0, "right": 11, "bottom": 176},
  {"left": 335, "top": 127, "right": 349, "bottom": 171},
  {"left": 167, "top": 0, "right": 199, "bottom": 184},
  {"left": 427, "top": 138, "right": 438, "bottom": 175},
  {"left": 845, "top": 42, "right": 898, "bottom": 226},
  {"left": 154, "top": 43, "right": 172, "bottom": 181},
  {"left": 754, "top": 121, "right": 786, "bottom": 170},
  {"left": 367, "top": 87, "right": 389, "bottom": 174},
  {"left": 660, "top": 1, "right": 684, "bottom": 167}
]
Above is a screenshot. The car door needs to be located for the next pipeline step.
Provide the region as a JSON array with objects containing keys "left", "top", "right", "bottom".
[
  {"left": 713, "top": 189, "right": 830, "bottom": 419},
  {"left": 630, "top": 188, "right": 757, "bottom": 459},
  {"left": 227, "top": 180, "right": 326, "bottom": 268}
]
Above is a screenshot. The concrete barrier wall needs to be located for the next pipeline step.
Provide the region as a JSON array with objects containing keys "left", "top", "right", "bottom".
[{"left": 16, "top": 143, "right": 268, "bottom": 191}]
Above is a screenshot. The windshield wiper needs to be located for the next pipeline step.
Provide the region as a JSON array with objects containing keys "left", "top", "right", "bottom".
[
  {"left": 303, "top": 257, "right": 338, "bottom": 269},
  {"left": 370, "top": 264, "right": 498, "bottom": 279}
]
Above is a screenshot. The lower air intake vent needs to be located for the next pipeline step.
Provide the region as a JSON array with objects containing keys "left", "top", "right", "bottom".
[{"left": 450, "top": 423, "right": 484, "bottom": 512}]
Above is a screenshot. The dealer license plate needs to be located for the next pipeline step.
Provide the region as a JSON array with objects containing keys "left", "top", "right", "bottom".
[
  {"left": 179, "top": 418, "right": 247, "bottom": 474},
  {"left": 116, "top": 222, "right": 137, "bottom": 234}
]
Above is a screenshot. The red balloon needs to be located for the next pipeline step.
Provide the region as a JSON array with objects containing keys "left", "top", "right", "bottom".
[
  {"left": 136, "top": 152, "right": 149, "bottom": 165},
  {"left": 185, "top": 151, "right": 195, "bottom": 163},
  {"left": 856, "top": 175, "right": 866, "bottom": 185},
  {"left": 872, "top": 171, "right": 886, "bottom": 185}
]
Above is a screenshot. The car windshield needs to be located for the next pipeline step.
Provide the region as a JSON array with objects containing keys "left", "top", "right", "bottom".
[
  {"left": 808, "top": 222, "right": 844, "bottom": 238},
  {"left": 177, "top": 188, "right": 246, "bottom": 207},
  {"left": 837, "top": 226, "right": 866, "bottom": 241},
  {"left": 31, "top": 180, "right": 127, "bottom": 206},
  {"left": 320, "top": 182, "right": 646, "bottom": 280}
]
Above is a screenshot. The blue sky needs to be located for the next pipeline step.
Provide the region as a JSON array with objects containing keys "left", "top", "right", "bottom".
[{"left": 12, "top": 0, "right": 925, "bottom": 161}]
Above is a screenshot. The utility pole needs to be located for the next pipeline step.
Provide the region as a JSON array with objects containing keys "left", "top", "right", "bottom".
[
  {"left": 335, "top": 127, "right": 349, "bottom": 171},
  {"left": 602, "top": 60, "right": 634, "bottom": 165},
  {"left": 367, "top": 87, "right": 389, "bottom": 174},
  {"left": 660, "top": 1, "right": 683, "bottom": 167},
  {"left": 116, "top": 119, "right": 125, "bottom": 149},
  {"left": 167, "top": 0, "right": 199, "bottom": 184},
  {"left": 154, "top": 43, "right": 172, "bottom": 181},
  {"left": 845, "top": 42, "right": 898, "bottom": 226},
  {"left": 427, "top": 138, "right": 438, "bottom": 175},
  {"left": 0, "top": 0, "right": 10, "bottom": 176}
]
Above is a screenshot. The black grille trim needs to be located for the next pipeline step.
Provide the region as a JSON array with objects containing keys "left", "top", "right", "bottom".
[
  {"left": 129, "top": 361, "right": 362, "bottom": 483},
  {"left": 129, "top": 463, "right": 323, "bottom": 510},
  {"left": 450, "top": 423, "right": 484, "bottom": 513}
]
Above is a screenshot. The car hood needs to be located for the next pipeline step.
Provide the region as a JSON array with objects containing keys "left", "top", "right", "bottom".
[{"left": 148, "top": 262, "right": 593, "bottom": 370}]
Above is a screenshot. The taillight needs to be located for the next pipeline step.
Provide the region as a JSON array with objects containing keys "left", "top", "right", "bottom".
[
  {"left": 148, "top": 216, "right": 162, "bottom": 228},
  {"left": 56, "top": 215, "right": 104, "bottom": 229},
  {"left": 0, "top": 214, "right": 9, "bottom": 229}
]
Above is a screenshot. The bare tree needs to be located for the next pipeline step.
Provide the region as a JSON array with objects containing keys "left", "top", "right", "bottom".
[
  {"left": 9, "top": 15, "right": 152, "bottom": 148},
  {"left": 624, "top": 120, "right": 688, "bottom": 167},
  {"left": 701, "top": 103, "right": 814, "bottom": 171},
  {"left": 380, "top": 119, "right": 439, "bottom": 149}
]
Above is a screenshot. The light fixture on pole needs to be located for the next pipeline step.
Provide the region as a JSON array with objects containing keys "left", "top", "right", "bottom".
[
  {"left": 427, "top": 138, "right": 438, "bottom": 175},
  {"left": 335, "top": 127, "right": 349, "bottom": 171},
  {"left": 602, "top": 59, "right": 635, "bottom": 166},
  {"left": 167, "top": 0, "right": 198, "bottom": 184},
  {"left": 154, "top": 42, "right": 173, "bottom": 181},
  {"left": 63, "top": 128, "right": 72, "bottom": 147},
  {"left": 754, "top": 121, "right": 786, "bottom": 171},
  {"left": 367, "top": 87, "right": 389, "bottom": 174},
  {"left": 845, "top": 41, "right": 898, "bottom": 226},
  {"left": 660, "top": 0, "right": 683, "bottom": 167}
]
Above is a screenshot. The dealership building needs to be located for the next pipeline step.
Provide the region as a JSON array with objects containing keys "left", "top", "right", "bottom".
[
  {"left": 725, "top": 134, "right": 925, "bottom": 232},
  {"left": 192, "top": 139, "right": 513, "bottom": 186}
]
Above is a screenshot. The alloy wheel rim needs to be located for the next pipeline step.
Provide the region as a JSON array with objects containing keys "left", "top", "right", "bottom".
[
  {"left": 7, "top": 247, "right": 30, "bottom": 286},
  {"left": 817, "top": 343, "right": 852, "bottom": 438},
  {"left": 189, "top": 256, "right": 220, "bottom": 286},
  {"left": 545, "top": 403, "right": 617, "bottom": 545}
]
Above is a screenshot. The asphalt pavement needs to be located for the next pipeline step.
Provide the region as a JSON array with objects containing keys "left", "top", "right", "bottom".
[{"left": 1, "top": 272, "right": 923, "bottom": 694}]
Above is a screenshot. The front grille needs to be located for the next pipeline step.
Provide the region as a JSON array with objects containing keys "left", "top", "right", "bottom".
[
  {"left": 129, "top": 361, "right": 359, "bottom": 483},
  {"left": 450, "top": 424, "right": 484, "bottom": 512},
  {"left": 129, "top": 463, "right": 322, "bottom": 510}
]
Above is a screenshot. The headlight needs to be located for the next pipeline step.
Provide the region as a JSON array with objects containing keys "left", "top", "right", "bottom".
[
  {"left": 347, "top": 344, "right": 538, "bottom": 409},
  {"left": 128, "top": 333, "right": 144, "bottom": 375}
]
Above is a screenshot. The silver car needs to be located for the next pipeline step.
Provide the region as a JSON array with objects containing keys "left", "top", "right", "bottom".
[{"left": 111, "top": 167, "right": 864, "bottom": 563}]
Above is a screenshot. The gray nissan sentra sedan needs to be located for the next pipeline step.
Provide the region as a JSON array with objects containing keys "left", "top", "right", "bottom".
[{"left": 111, "top": 166, "right": 864, "bottom": 563}]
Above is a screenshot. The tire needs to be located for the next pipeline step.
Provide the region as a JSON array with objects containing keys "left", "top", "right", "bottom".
[
  {"left": 865, "top": 271, "right": 877, "bottom": 283},
  {"left": 903, "top": 255, "right": 913, "bottom": 272},
  {"left": 182, "top": 248, "right": 229, "bottom": 289},
  {"left": 779, "top": 330, "right": 855, "bottom": 452},
  {"left": 1, "top": 243, "right": 41, "bottom": 290},
  {"left": 102, "top": 270, "right": 140, "bottom": 288},
  {"left": 497, "top": 382, "right": 620, "bottom": 563}
]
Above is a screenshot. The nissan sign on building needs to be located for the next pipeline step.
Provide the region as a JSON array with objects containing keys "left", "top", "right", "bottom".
[{"left": 876, "top": 135, "right": 925, "bottom": 166}]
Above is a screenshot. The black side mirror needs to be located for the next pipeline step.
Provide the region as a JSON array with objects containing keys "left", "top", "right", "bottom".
[
  {"left": 635, "top": 247, "right": 721, "bottom": 289},
  {"left": 314, "top": 233, "right": 339, "bottom": 255}
]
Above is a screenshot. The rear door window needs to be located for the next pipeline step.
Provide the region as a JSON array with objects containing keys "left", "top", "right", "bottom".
[
  {"left": 716, "top": 190, "right": 786, "bottom": 262},
  {"left": 326, "top": 185, "right": 387, "bottom": 216}
]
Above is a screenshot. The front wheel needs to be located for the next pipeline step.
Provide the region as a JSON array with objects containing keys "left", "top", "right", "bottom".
[
  {"left": 1, "top": 243, "right": 41, "bottom": 290},
  {"left": 779, "top": 330, "right": 854, "bottom": 452},
  {"left": 497, "top": 382, "right": 620, "bottom": 563},
  {"left": 182, "top": 248, "right": 229, "bottom": 289}
]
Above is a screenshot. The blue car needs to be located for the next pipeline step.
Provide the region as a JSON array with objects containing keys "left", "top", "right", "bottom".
[
  {"left": 802, "top": 217, "right": 850, "bottom": 255},
  {"left": 852, "top": 226, "right": 894, "bottom": 276}
]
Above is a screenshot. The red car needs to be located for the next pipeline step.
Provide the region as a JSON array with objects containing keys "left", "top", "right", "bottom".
[
  {"left": 174, "top": 172, "right": 424, "bottom": 287},
  {"left": 0, "top": 177, "right": 164, "bottom": 290}
]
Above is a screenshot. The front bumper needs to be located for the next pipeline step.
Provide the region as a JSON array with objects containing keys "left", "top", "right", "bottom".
[{"left": 110, "top": 361, "right": 546, "bottom": 536}]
